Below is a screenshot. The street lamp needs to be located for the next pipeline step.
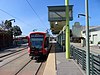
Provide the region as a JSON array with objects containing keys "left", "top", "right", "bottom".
[
  {"left": 6, "top": 19, "right": 15, "bottom": 38},
  {"left": 85, "top": 0, "right": 90, "bottom": 75},
  {"left": 78, "top": 14, "right": 85, "bottom": 18},
  {"left": 78, "top": 13, "right": 91, "bottom": 18},
  {"left": 8, "top": 19, "right": 15, "bottom": 22},
  {"left": 4, "top": 19, "right": 15, "bottom": 30},
  {"left": 78, "top": 13, "right": 90, "bottom": 75},
  {"left": 78, "top": 1, "right": 90, "bottom": 75}
]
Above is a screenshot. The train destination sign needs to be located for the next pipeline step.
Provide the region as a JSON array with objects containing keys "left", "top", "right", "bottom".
[{"left": 30, "top": 34, "right": 44, "bottom": 38}]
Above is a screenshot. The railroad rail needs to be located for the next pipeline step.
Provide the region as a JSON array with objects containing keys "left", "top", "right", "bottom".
[
  {"left": 0, "top": 47, "right": 49, "bottom": 75},
  {"left": 0, "top": 47, "right": 27, "bottom": 58},
  {"left": 0, "top": 52, "right": 27, "bottom": 68},
  {"left": 0, "top": 47, "right": 27, "bottom": 61}
]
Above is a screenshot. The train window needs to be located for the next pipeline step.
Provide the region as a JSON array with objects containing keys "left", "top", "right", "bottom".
[
  {"left": 31, "top": 38, "right": 43, "bottom": 41},
  {"left": 30, "top": 37, "right": 44, "bottom": 49}
]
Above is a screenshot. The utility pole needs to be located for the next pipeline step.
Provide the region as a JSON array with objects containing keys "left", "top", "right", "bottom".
[
  {"left": 65, "top": 0, "right": 70, "bottom": 59},
  {"left": 85, "top": 0, "right": 90, "bottom": 75}
]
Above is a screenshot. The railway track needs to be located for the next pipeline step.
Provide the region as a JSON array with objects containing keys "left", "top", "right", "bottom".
[
  {"left": 14, "top": 59, "right": 32, "bottom": 75},
  {"left": 15, "top": 46, "right": 52, "bottom": 75},
  {"left": 35, "top": 62, "right": 45, "bottom": 75},
  {"left": 0, "top": 44, "right": 52, "bottom": 75},
  {"left": 0, "top": 47, "right": 27, "bottom": 62},
  {"left": 0, "top": 51, "right": 28, "bottom": 68},
  {"left": 14, "top": 60, "right": 44, "bottom": 75},
  {"left": 0, "top": 47, "right": 27, "bottom": 58},
  {"left": 0, "top": 51, "right": 47, "bottom": 75}
]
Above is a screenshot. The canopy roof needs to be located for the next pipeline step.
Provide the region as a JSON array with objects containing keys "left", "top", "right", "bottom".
[{"left": 48, "top": 5, "right": 73, "bottom": 34}]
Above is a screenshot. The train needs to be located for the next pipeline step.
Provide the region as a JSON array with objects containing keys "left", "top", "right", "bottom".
[{"left": 27, "top": 32, "right": 50, "bottom": 59}]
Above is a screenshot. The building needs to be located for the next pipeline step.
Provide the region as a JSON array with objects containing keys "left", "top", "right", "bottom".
[
  {"left": 82, "top": 26, "right": 100, "bottom": 46},
  {"left": 72, "top": 22, "right": 100, "bottom": 44},
  {"left": 72, "top": 22, "right": 86, "bottom": 43},
  {"left": 72, "top": 22, "right": 85, "bottom": 37}
]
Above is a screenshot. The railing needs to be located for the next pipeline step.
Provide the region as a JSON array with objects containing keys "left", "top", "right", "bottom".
[{"left": 70, "top": 45, "right": 100, "bottom": 75}]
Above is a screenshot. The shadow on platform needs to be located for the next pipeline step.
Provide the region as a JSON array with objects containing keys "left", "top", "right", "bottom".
[{"left": 50, "top": 43, "right": 65, "bottom": 53}]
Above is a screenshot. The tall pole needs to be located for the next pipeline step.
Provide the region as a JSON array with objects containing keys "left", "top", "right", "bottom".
[
  {"left": 65, "top": 0, "right": 70, "bottom": 59},
  {"left": 85, "top": 0, "right": 90, "bottom": 75}
]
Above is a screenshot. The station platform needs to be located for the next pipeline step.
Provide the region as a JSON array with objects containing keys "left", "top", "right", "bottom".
[{"left": 43, "top": 43, "right": 85, "bottom": 75}]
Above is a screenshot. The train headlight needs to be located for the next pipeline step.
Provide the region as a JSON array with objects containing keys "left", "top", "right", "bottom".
[{"left": 45, "top": 48, "right": 47, "bottom": 51}]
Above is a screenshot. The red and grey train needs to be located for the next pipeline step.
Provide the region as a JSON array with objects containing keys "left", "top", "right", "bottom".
[{"left": 28, "top": 32, "right": 50, "bottom": 59}]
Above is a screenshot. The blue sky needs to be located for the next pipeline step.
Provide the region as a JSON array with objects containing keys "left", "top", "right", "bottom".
[{"left": 0, "top": 0, "right": 100, "bottom": 35}]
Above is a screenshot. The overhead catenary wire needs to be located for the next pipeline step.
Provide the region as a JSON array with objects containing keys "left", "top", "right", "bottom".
[
  {"left": 25, "top": 0, "right": 48, "bottom": 29},
  {"left": 0, "top": 1, "right": 49, "bottom": 32},
  {"left": 0, "top": 8, "right": 34, "bottom": 28}
]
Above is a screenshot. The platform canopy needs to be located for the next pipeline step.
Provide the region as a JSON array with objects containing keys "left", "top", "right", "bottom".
[{"left": 48, "top": 5, "right": 73, "bottom": 34}]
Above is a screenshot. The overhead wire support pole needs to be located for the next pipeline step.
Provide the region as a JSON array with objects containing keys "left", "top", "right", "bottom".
[
  {"left": 85, "top": 0, "right": 90, "bottom": 75},
  {"left": 65, "top": 0, "right": 70, "bottom": 59}
]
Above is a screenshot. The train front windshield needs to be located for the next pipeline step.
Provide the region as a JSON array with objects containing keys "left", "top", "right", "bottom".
[{"left": 30, "top": 34, "right": 44, "bottom": 49}]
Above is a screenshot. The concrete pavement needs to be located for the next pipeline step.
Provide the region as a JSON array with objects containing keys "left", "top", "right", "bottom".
[{"left": 43, "top": 43, "right": 85, "bottom": 75}]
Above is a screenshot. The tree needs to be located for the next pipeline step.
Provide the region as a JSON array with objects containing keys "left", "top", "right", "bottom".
[
  {"left": 0, "top": 20, "right": 22, "bottom": 36},
  {"left": 4, "top": 20, "right": 12, "bottom": 30},
  {"left": 0, "top": 21, "right": 5, "bottom": 30},
  {"left": 13, "top": 25, "right": 22, "bottom": 36},
  {"left": 0, "top": 20, "right": 12, "bottom": 31}
]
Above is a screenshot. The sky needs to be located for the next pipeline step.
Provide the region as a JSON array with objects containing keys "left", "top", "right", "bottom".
[{"left": 0, "top": 0, "right": 100, "bottom": 36}]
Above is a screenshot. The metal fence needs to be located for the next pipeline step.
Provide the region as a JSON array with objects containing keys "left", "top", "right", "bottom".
[{"left": 70, "top": 45, "right": 100, "bottom": 75}]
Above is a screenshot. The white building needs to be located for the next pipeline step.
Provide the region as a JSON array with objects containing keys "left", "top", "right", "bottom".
[
  {"left": 82, "top": 26, "right": 100, "bottom": 46},
  {"left": 71, "top": 22, "right": 100, "bottom": 45}
]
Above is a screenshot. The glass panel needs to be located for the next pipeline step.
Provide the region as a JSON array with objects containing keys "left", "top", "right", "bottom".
[{"left": 30, "top": 37, "right": 44, "bottom": 49}]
